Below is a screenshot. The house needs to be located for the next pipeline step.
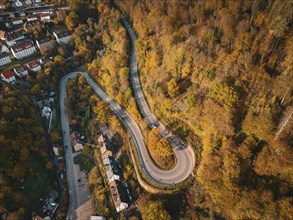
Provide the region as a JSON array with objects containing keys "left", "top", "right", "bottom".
[
  {"left": 26, "top": 59, "right": 41, "bottom": 72},
  {"left": 25, "top": 0, "right": 32, "bottom": 6},
  {"left": 70, "top": 132, "right": 84, "bottom": 151},
  {"left": 103, "top": 156, "right": 120, "bottom": 182},
  {"left": 98, "top": 134, "right": 112, "bottom": 159},
  {"left": 73, "top": 143, "right": 83, "bottom": 151},
  {"left": 12, "top": 18, "right": 23, "bottom": 26},
  {"left": 0, "top": 44, "right": 10, "bottom": 53},
  {"left": 11, "top": 41, "right": 36, "bottom": 59},
  {"left": 1, "top": 69, "right": 16, "bottom": 84},
  {"left": 12, "top": 0, "right": 23, "bottom": 7},
  {"left": 0, "top": 53, "right": 12, "bottom": 67},
  {"left": 5, "top": 32, "right": 26, "bottom": 47},
  {"left": 14, "top": 65, "right": 28, "bottom": 77},
  {"left": 53, "top": 31, "right": 71, "bottom": 45},
  {"left": 109, "top": 180, "right": 129, "bottom": 212},
  {"left": 27, "top": 15, "right": 39, "bottom": 22},
  {"left": 39, "top": 13, "right": 51, "bottom": 21},
  {"left": 36, "top": 37, "right": 55, "bottom": 52}
]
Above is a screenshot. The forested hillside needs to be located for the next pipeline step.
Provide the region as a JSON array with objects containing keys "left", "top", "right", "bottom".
[
  {"left": 115, "top": 0, "right": 293, "bottom": 219},
  {"left": 0, "top": 85, "right": 54, "bottom": 219}
]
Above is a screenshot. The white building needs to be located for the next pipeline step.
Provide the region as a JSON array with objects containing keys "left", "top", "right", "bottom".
[
  {"left": 26, "top": 59, "right": 41, "bottom": 72},
  {"left": 14, "top": 65, "right": 28, "bottom": 77},
  {"left": 1, "top": 69, "right": 16, "bottom": 84},
  {"left": 103, "top": 156, "right": 120, "bottom": 182},
  {"left": 11, "top": 41, "right": 36, "bottom": 59},
  {"left": 12, "top": 0, "right": 23, "bottom": 7},
  {"left": 27, "top": 15, "right": 39, "bottom": 22},
  {"left": 53, "top": 31, "right": 71, "bottom": 45},
  {"left": 42, "top": 106, "right": 51, "bottom": 119},
  {"left": 0, "top": 44, "right": 10, "bottom": 53},
  {"left": 25, "top": 0, "right": 32, "bottom": 6},
  {"left": 0, "top": 53, "right": 12, "bottom": 67},
  {"left": 12, "top": 18, "right": 23, "bottom": 26},
  {"left": 39, "top": 13, "right": 51, "bottom": 21}
]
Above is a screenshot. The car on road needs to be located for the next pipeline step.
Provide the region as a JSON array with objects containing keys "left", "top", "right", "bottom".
[{"left": 151, "top": 121, "right": 160, "bottom": 128}]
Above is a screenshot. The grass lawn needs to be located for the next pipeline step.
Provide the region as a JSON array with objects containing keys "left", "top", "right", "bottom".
[{"left": 74, "top": 154, "right": 95, "bottom": 172}]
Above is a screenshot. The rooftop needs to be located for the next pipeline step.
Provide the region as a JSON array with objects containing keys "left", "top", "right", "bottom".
[
  {"left": 103, "top": 156, "right": 120, "bottom": 180},
  {"left": 0, "top": 52, "right": 10, "bottom": 59},
  {"left": 26, "top": 60, "right": 40, "bottom": 69},
  {"left": 109, "top": 180, "right": 128, "bottom": 209},
  {"left": 37, "top": 36, "right": 52, "bottom": 44},
  {"left": 12, "top": 41, "right": 34, "bottom": 52},
  {"left": 55, "top": 31, "right": 71, "bottom": 39},
  {"left": 14, "top": 65, "right": 26, "bottom": 72},
  {"left": 1, "top": 69, "right": 14, "bottom": 79}
]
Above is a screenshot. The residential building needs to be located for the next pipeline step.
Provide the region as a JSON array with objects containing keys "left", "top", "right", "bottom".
[
  {"left": 70, "top": 132, "right": 84, "bottom": 151},
  {"left": 53, "top": 31, "right": 71, "bottom": 45},
  {"left": 25, "top": 0, "right": 32, "bottom": 6},
  {"left": 39, "top": 13, "right": 51, "bottom": 21},
  {"left": 1, "top": 69, "right": 16, "bottom": 83},
  {"left": 27, "top": 15, "right": 39, "bottom": 22},
  {"left": 103, "top": 156, "right": 120, "bottom": 182},
  {"left": 5, "top": 32, "right": 26, "bottom": 47},
  {"left": 26, "top": 59, "right": 41, "bottom": 72},
  {"left": 12, "top": 18, "right": 23, "bottom": 26},
  {"left": 109, "top": 180, "right": 129, "bottom": 213},
  {"left": 11, "top": 41, "right": 36, "bottom": 59},
  {"left": 0, "top": 44, "right": 10, "bottom": 53},
  {"left": 0, "top": 53, "right": 12, "bottom": 67},
  {"left": 12, "top": 0, "right": 23, "bottom": 8},
  {"left": 36, "top": 36, "right": 55, "bottom": 52},
  {"left": 14, "top": 65, "right": 28, "bottom": 77},
  {"left": 98, "top": 134, "right": 112, "bottom": 159}
]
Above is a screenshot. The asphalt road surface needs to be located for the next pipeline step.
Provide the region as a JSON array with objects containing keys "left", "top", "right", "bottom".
[
  {"left": 61, "top": 72, "right": 195, "bottom": 186},
  {"left": 60, "top": 75, "right": 92, "bottom": 220},
  {"left": 121, "top": 18, "right": 195, "bottom": 176}
]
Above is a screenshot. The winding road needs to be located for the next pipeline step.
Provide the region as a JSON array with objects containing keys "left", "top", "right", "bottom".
[{"left": 60, "top": 18, "right": 195, "bottom": 220}]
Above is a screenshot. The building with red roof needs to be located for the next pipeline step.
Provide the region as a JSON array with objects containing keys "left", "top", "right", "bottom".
[
  {"left": 1, "top": 69, "right": 16, "bottom": 84},
  {"left": 11, "top": 41, "right": 36, "bottom": 59},
  {"left": 26, "top": 59, "right": 41, "bottom": 72}
]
